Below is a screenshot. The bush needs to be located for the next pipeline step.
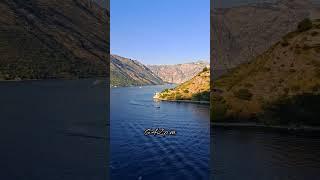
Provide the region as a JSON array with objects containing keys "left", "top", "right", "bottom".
[
  {"left": 211, "top": 103, "right": 228, "bottom": 121},
  {"left": 244, "top": 83, "right": 253, "bottom": 88},
  {"left": 234, "top": 89, "right": 253, "bottom": 101},
  {"left": 192, "top": 91, "right": 210, "bottom": 101},
  {"left": 291, "top": 85, "right": 301, "bottom": 92},
  {"left": 176, "top": 94, "right": 183, "bottom": 100},
  {"left": 297, "top": 18, "right": 313, "bottom": 32},
  {"left": 202, "top": 67, "right": 209, "bottom": 72},
  {"left": 162, "top": 88, "right": 170, "bottom": 93},
  {"left": 281, "top": 40, "right": 289, "bottom": 47},
  {"left": 311, "top": 31, "right": 319, "bottom": 36},
  {"left": 262, "top": 94, "right": 320, "bottom": 126}
]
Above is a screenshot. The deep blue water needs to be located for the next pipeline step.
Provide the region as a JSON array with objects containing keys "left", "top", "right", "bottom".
[
  {"left": 0, "top": 79, "right": 108, "bottom": 180},
  {"left": 110, "top": 85, "right": 210, "bottom": 180},
  {"left": 211, "top": 127, "right": 320, "bottom": 180}
]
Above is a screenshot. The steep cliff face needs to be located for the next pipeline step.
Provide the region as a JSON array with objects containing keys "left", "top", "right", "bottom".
[
  {"left": 148, "top": 61, "right": 209, "bottom": 84},
  {"left": 211, "top": 0, "right": 319, "bottom": 78},
  {"left": 110, "top": 55, "right": 163, "bottom": 87},
  {"left": 212, "top": 19, "right": 320, "bottom": 125},
  {"left": 0, "top": 0, "right": 109, "bottom": 80}
]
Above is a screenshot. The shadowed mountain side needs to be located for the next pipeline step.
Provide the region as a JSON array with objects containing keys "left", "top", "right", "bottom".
[
  {"left": 211, "top": 19, "right": 320, "bottom": 125},
  {"left": 110, "top": 54, "right": 163, "bottom": 87},
  {"left": 0, "top": 0, "right": 109, "bottom": 80}
]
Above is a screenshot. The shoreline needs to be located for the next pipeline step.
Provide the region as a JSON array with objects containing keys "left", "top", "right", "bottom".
[
  {"left": 0, "top": 77, "right": 107, "bottom": 82},
  {"left": 211, "top": 122, "right": 320, "bottom": 132},
  {"left": 154, "top": 97, "right": 210, "bottom": 105}
]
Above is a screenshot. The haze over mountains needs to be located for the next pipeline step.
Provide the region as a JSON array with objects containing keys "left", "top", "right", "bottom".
[
  {"left": 148, "top": 61, "right": 209, "bottom": 84},
  {"left": 212, "top": 0, "right": 320, "bottom": 77},
  {"left": 0, "top": 0, "right": 109, "bottom": 80}
]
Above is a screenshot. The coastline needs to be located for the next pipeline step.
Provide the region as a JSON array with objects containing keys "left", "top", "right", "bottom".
[
  {"left": 153, "top": 97, "right": 210, "bottom": 105},
  {"left": 211, "top": 122, "right": 320, "bottom": 132},
  {"left": 0, "top": 77, "right": 107, "bottom": 82}
]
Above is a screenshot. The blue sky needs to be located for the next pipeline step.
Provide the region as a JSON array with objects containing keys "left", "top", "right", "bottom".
[{"left": 111, "top": 0, "right": 209, "bottom": 65}]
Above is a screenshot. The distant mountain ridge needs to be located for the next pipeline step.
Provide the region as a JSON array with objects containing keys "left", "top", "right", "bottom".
[
  {"left": 212, "top": 0, "right": 320, "bottom": 77},
  {"left": 111, "top": 55, "right": 208, "bottom": 87},
  {"left": 110, "top": 54, "right": 163, "bottom": 87},
  {"left": 148, "top": 61, "right": 209, "bottom": 84}
]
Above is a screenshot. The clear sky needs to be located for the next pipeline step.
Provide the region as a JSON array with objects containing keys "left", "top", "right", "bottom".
[{"left": 111, "top": 0, "right": 209, "bottom": 65}]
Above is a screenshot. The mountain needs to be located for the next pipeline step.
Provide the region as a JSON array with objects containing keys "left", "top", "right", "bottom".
[
  {"left": 211, "top": 19, "right": 320, "bottom": 125},
  {"left": 212, "top": 0, "right": 320, "bottom": 78},
  {"left": 148, "top": 61, "right": 209, "bottom": 84},
  {"left": 94, "top": 0, "right": 108, "bottom": 9},
  {"left": 0, "top": 0, "right": 109, "bottom": 80},
  {"left": 110, "top": 55, "right": 163, "bottom": 87},
  {"left": 155, "top": 67, "right": 210, "bottom": 101}
]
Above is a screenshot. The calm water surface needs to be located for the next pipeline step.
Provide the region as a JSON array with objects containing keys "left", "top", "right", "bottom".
[
  {"left": 212, "top": 127, "right": 320, "bottom": 180},
  {"left": 110, "top": 85, "right": 210, "bottom": 180},
  {"left": 0, "top": 79, "right": 108, "bottom": 180}
]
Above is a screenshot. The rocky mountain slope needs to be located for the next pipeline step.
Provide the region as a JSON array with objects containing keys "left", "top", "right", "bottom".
[
  {"left": 155, "top": 67, "right": 210, "bottom": 102},
  {"left": 94, "top": 0, "right": 108, "bottom": 9},
  {"left": 211, "top": 0, "right": 320, "bottom": 78},
  {"left": 110, "top": 55, "right": 163, "bottom": 87},
  {"left": 0, "top": 0, "right": 109, "bottom": 80},
  {"left": 148, "top": 61, "right": 209, "bottom": 84},
  {"left": 211, "top": 19, "right": 320, "bottom": 125}
]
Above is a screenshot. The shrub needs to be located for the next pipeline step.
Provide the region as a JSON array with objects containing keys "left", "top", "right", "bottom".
[
  {"left": 262, "top": 94, "right": 320, "bottom": 126},
  {"left": 211, "top": 94, "right": 225, "bottom": 103},
  {"left": 234, "top": 89, "right": 253, "bottom": 101},
  {"left": 212, "top": 103, "right": 228, "bottom": 121},
  {"left": 311, "top": 31, "right": 319, "bottom": 36},
  {"left": 289, "top": 69, "right": 296, "bottom": 73},
  {"left": 176, "top": 94, "right": 183, "bottom": 100},
  {"left": 281, "top": 40, "right": 289, "bottom": 47},
  {"left": 244, "top": 83, "right": 253, "bottom": 88},
  {"left": 291, "top": 85, "right": 301, "bottom": 92},
  {"left": 192, "top": 91, "right": 210, "bottom": 101},
  {"left": 202, "top": 67, "right": 209, "bottom": 72},
  {"left": 312, "top": 84, "right": 320, "bottom": 92},
  {"left": 162, "top": 88, "right": 170, "bottom": 93},
  {"left": 297, "top": 18, "right": 313, "bottom": 32}
]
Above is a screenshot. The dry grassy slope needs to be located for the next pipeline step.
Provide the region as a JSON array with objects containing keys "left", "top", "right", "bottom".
[
  {"left": 212, "top": 19, "right": 320, "bottom": 121},
  {"left": 157, "top": 68, "right": 210, "bottom": 101}
]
